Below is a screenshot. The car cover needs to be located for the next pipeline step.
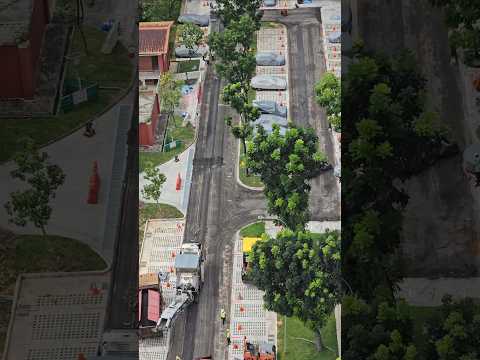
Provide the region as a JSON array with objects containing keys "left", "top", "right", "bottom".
[
  {"left": 254, "top": 114, "right": 288, "bottom": 127},
  {"left": 255, "top": 52, "right": 286, "bottom": 66},
  {"left": 175, "top": 45, "right": 207, "bottom": 58},
  {"left": 252, "top": 100, "right": 287, "bottom": 117},
  {"left": 251, "top": 75, "right": 287, "bottom": 90},
  {"left": 178, "top": 14, "right": 210, "bottom": 27},
  {"left": 328, "top": 31, "right": 341, "bottom": 43}
]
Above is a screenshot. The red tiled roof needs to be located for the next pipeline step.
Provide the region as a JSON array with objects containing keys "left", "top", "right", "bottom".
[{"left": 139, "top": 21, "right": 173, "bottom": 56}]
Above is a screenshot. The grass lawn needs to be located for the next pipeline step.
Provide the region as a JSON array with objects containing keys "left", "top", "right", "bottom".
[
  {"left": 240, "top": 222, "right": 265, "bottom": 238},
  {"left": 0, "top": 27, "right": 132, "bottom": 163},
  {"left": 0, "top": 235, "right": 106, "bottom": 296},
  {"left": 177, "top": 59, "right": 200, "bottom": 73},
  {"left": 277, "top": 315, "right": 338, "bottom": 360},
  {"left": 239, "top": 142, "right": 263, "bottom": 188},
  {"left": 139, "top": 116, "right": 195, "bottom": 172},
  {"left": 139, "top": 203, "right": 184, "bottom": 239}
]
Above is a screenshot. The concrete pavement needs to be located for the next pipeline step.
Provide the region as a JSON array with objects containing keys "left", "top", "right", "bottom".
[{"left": 0, "top": 92, "right": 134, "bottom": 264}]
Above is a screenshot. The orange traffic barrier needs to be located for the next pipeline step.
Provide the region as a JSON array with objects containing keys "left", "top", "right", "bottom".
[
  {"left": 176, "top": 173, "right": 182, "bottom": 191},
  {"left": 87, "top": 161, "right": 100, "bottom": 204}
]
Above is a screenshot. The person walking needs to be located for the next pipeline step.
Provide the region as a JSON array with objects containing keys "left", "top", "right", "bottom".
[
  {"left": 220, "top": 308, "right": 226, "bottom": 325},
  {"left": 176, "top": 356, "right": 182, "bottom": 360},
  {"left": 225, "top": 329, "right": 231, "bottom": 346}
]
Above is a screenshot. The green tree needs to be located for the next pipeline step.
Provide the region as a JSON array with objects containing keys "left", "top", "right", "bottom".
[
  {"left": 315, "top": 72, "right": 341, "bottom": 131},
  {"left": 157, "top": 72, "right": 184, "bottom": 128},
  {"left": 215, "top": 0, "right": 263, "bottom": 27},
  {"left": 208, "top": 14, "right": 258, "bottom": 85},
  {"left": 140, "top": 0, "right": 181, "bottom": 21},
  {"left": 246, "top": 124, "right": 328, "bottom": 230},
  {"left": 342, "top": 47, "right": 452, "bottom": 302},
  {"left": 5, "top": 138, "right": 65, "bottom": 237},
  {"left": 223, "top": 82, "right": 260, "bottom": 158},
  {"left": 141, "top": 161, "right": 166, "bottom": 205},
  {"left": 248, "top": 229, "right": 340, "bottom": 351},
  {"left": 424, "top": 295, "right": 480, "bottom": 360},
  {"left": 342, "top": 296, "right": 418, "bottom": 360},
  {"left": 178, "top": 23, "right": 204, "bottom": 79},
  {"left": 428, "top": 0, "right": 480, "bottom": 65}
]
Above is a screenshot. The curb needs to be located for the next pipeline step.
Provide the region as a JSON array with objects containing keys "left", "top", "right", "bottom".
[{"left": 235, "top": 140, "right": 264, "bottom": 191}]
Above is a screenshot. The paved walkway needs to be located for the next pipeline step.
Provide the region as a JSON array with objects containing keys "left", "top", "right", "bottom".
[
  {"left": 139, "top": 145, "right": 195, "bottom": 215},
  {"left": 139, "top": 219, "right": 186, "bottom": 360},
  {"left": 228, "top": 233, "right": 277, "bottom": 360},
  {"left": 0, "top": 92, "right": 134, "bottom": 264},
  {"left": 3, "top": 272, "right": 110, "bottom": 360}
]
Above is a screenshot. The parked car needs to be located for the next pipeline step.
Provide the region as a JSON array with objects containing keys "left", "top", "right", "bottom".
[
  {"left": 253, "top": 100, "right": 287, "bottom": 117},
  {"left": 251, "top": 75, "right": 287, "bottom": 90},
  {"left": 178, "top": 14, "right": 210, "bottom": 27},
  {"left": 175, "top": 45, "right": 208, "bottom": 58},
  {"left": 256, "top": 52, "right": 285, "bottom": 66}
]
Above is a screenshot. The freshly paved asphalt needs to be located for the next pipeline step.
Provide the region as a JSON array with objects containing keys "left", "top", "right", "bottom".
[
  {"left": 263, "top": 8, "right": 341, "bottom": 221},
  {"left": 167, "top": 8, "right": 341, "bottom": 360}
]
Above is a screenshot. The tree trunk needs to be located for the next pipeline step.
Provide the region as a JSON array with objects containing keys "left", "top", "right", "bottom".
[
  {"left": 40, "top": 225, "right": 47, "bottom": 238},
  {"left": 314, "top": 331, "right": 324, "bottom": 352},
  {"left": 242, "top": 137, "right": 249, "bottom": 176}
]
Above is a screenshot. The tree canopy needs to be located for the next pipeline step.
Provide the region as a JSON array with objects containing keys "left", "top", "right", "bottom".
[
  {"left": 246, "top": 124, "right": 328, "bottom": 230},
  {"left": 315, "top": 72, "right": 341, "bottom": 131},
  {"left": 342, "top": 45, "right": 451, "bottom": 301},
  {"left": 5, "top": 138, "right": 65, "bottom": 236},
  {"left": 248, "top": 229, "right": 340, "bottom": 350},
  {"left": 214, "top": 0, "right": 263, "bottom": 27},
  {"left": 141, "top": 161, "right": 166, "bottom": 205}
]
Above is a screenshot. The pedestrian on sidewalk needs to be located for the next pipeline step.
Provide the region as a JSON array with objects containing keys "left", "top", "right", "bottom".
[
  {"left": 225, "top": 329, "right": 231, "bottom": 346},
  {"left": 176, "top": 356, "right": 182, "bottom": 360},
  {"left": 220, "top": 308, "right": 226, "bottom": 325}
]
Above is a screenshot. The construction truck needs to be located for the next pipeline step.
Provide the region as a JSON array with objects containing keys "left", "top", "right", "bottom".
[
  {"left": 241, "top": 237, "right": 261, "bottom": 283},
  {"left": 155, "top": 242, "right": 204, "bottom": 335},
  {"left": 138, "top": 272, "right": 164, "bottom": 338},
  {"left": 243, "top": 337, "right": 276, "bottom": 360}
]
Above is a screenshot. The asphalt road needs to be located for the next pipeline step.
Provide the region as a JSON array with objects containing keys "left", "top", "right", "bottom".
[
  {"left": 263, "top": 8, "right": 341, "bottom": 221},
  {"left": 106, "top": 93, "right": 139, "bottom": 330},
  {"left": 355, "top": 0, "right": 480, "bottom": 276},
  {"left": 166, "top": 9, "right": 341, "bottom": 360}
]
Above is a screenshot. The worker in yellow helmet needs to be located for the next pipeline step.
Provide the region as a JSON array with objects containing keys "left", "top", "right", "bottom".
[{"left": 220, "top": 307, "right": 226, "bottom": 325}]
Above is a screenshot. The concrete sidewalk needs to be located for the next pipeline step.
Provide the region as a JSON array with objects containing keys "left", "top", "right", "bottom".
[
  {"left": 0, "top": 91, "right": 134, "bottom": 264},
  {"left": 139, "top": 145, "right": 196, "bottom": 215}
]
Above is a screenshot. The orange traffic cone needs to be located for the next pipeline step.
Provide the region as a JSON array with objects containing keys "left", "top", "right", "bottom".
[
  {"left": 176, "top": 173, "right": 182, "bottom": 191},
  {"left": 87, "top": 161, "right": 100, "bottom": 204}
]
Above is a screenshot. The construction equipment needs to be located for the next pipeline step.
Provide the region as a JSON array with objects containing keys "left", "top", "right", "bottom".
[
  {"left": 243, "top": 337, "right": 276, "bottom": 360},
  {"left": 138, "top": 272, "right": 164, "bottom": 338},
  {"left": 241, "top": 237, "right": 261, "bottom": 283},
  {"left": 155, "top": 242, "right": 204, "bottom": 334}
]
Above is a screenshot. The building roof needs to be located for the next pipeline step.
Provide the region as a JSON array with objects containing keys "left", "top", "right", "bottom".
[
  {"left": 139, "top": 89, "right": 157, "bottom": 124},
  {"left": 0, "top": 0, "right": 34, "bottom": 46},
  {"left": 139, "top": 21, "right": 173, "bottom": 56}
]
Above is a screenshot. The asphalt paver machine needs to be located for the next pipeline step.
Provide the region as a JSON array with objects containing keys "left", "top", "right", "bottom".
[{"left": 155, "top": 242, "right": 204, "bottom": 334}]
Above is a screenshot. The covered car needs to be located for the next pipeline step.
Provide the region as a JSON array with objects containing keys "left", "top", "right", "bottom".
[
  {"left": 252, "top": 100, "right": 287, "bottom": 117},
  {"left": 255, "top": 52, "right": 285, "bottom": 66},
  {"left": 328, "top": 31, "right": 341, "bottom": 43},
  {"left": 255, "top": 114, "right": 288, "bottom": 127},
  {"left": 251, "top": 75, "right": 287, "bottom": 90},
  {"left": 175, "top": 45, "right": 208, "bottom": 58},
  {"left": 178, "top": 14, "right": 210, "bottom": 27},
  {"left": 264, "top": 0, "right": 277, "bottom": 6}
]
